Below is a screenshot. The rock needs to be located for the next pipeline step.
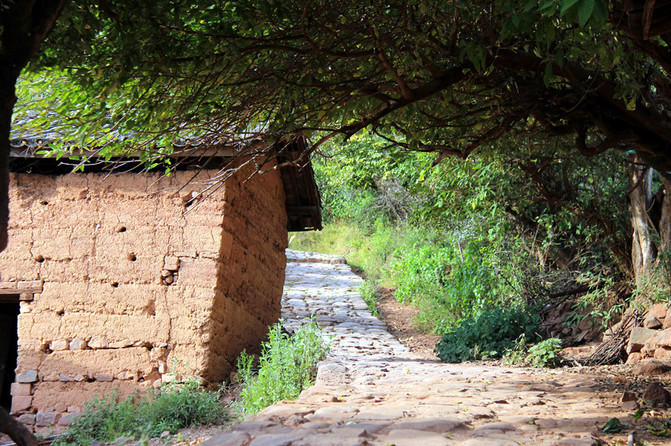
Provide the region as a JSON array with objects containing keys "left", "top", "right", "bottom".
[
  {"left": 17, "top": 414, "right": 36, "bottom": 425},
  {"left": 16, "top": 370, "right": 38, "bottom": 383},
  {"left": 394, "top": 418, "right": 465, "bottom": 433},
  {"left": 383, "top": 429, "right": 452, "bottom": 446},
  {"left": 654, "top": 347, "right": 671, "bottom": 360},
  {"left": 628, "top": 327, "right": 659, "bottom": 353},
  {"left": 201, "top": 431, "right": 251, "bottom": 446},
  {"left": 633, "top": 359, "right": 671, "bottom": 376},
  {"left": 248, "top": 434, "right": 301, "bottom": 446},
  {"left": 627, "top": 352, "right": 643, "bottom": 363},
  {"left": 621, "top": 391, "right": 639, "bottom": 410},
  {"left": 35, "top": 411, "right": 60, "bottom": 426},
  {"left": 648, "top": 303, "right": 669, "bottom": 320},
  {"left": 643, "top": 382, "right": 671, "bottom": 406},
  {"left": 645, "top": 316, "right": 663, "bottom": 329},
  {"left": 88, "top": 336, "right": 109, "bottom": 349},
  {"left": 50, "top": 339, "right": 69, "bottom": 351},
  {"left": 664, "top": 307, "right": 671, "bottom": 329},
  {"left": 645, "top": 327, "right": 671, "bottom": 350}
]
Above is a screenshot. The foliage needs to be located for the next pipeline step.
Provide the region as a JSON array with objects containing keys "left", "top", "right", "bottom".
[
  {"left": 503, "top": 336, "right": 563, "bottom": 368},
  {"left": 502, "top": 335, "right": 529, "bottom": 366},
  {"left": 566, "top": 272, "right": 627, "bottom": 330},
  {"left": 526, "top": 338, "right": 563, "bottom": 368},
  {"left": 10, "top": 0, "right": 671, "bottom": 175},
  {"left": 359, "top": 279, "right": 380, "bottom": 317},
  {"left": 602, "top": 417, "right": 628, "bottom": 434},
  {"left": 293, "top": 132, "right": 631, "bottom": 335},
  {"left": 56, "top": 381, "right": 226, "bottom": 445},
  {"left": 434, "top": 306, "right": 540, "bottom": 363},
  {"left": 234, "top": 321, "right": 329, "bottom": 414}
]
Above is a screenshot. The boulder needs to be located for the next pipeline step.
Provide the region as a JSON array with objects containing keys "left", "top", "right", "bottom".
[
  {"left": 644, "top": 316, "right": 663, "bottom": 329},
  {"left": 647, "top": 303, "right": 669, "bottom": 320},
  {"left": 664, "top": 306, "right": 671, "bottom": 329},
  {"left": 633, "top": 359, "right": 671, "bottom": 376},
  {"left": 628, "top": 327, "right": 659, "bottom": 353},
  {"left": 655, "top": 347, "right": 671, "bottom": 360},
  {"left": 621, "top": 391, "right": 639, "bottom": 411},
  {"left": 643, "top": 383, "right": 671, "bottom": 407},
  {"left": 645, "top": 328, "right": 671, "bottom": 350},
  {"left": 627, "top": 352, "right": 643, "bottom": 364}
]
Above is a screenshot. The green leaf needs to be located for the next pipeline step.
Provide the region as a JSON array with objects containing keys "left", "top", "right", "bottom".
[
  {"left": 591, "top": 0, "right": 608, "bottom": 28},
  {"left": 559, "top": 0, "right": 580, "bottom": 16},
  {"left": 523, "top": 0, "right": 536, "bottom": 12},
  {"left": 543, "top": 63, "right": 553, "bottom": 87},
  {"left": 577, "top": 0, "right": 595, "bottom": 27},
  {"left": 602, "top": 417, "right": 627, "bottom": 434}
]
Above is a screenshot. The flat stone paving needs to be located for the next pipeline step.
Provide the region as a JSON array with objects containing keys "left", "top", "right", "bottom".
[{"left": 203, "top": 250, "right": 632, "bottom": 446}]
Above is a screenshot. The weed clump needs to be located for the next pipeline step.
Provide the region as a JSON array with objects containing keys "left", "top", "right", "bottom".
[
  {"left": 57, "top": 380, "right": 226, "bottom": 445},
  {"left": 234, "top": 320, "right": 329, "bottom": 414}
]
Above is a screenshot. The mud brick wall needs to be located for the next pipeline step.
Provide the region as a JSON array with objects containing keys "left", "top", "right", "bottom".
[{"left": 0, "top": 164, "right": 288, "bottom": 433}]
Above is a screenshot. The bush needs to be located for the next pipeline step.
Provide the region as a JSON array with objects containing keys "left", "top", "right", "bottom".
[
  {"left": 57, "top": 381, "right": 226, "bottom": 445},
  {"left": 526, "top": 338, "right": 563, "bottom": 367},
  {"left": 234, "top": 321, "right": 329, "bottom": 414},
  {"left": 435, "top": 306, "right": 539, "bottom": 363}
]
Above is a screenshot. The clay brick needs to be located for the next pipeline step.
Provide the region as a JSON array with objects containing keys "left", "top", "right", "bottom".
[
  {"left": 163, "top": 256, "right": 180, "bottom": 271},
  {"left": 41, "top": 348, "right": 155, "bottom": 380},
  {"left": 11, "top": 383, "right": 32, "bottom": 396},
  {"left": 11, "top": 396, "right": 32, "bottom": 413},
  {"left": 31, "top": 381, "right": 138, "bottom": 411}
]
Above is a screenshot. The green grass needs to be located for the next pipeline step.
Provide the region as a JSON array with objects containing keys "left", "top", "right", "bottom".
[
  {"left": 234, "top": 321, "right": 329, "bottom": 414},
  {"left": 56, "top": 381, "right": 226, "bottom": 446},
  {"left": 290, "top": 220, "right": 523, "bottom": 335}
]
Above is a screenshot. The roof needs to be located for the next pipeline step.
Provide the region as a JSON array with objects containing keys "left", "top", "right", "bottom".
[{"left": 9, "top": 137, "right": 322, "bottom": 232}]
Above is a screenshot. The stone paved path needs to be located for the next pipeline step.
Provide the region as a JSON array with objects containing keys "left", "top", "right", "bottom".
[{"left": 202, "top": 251, "right": 635, "bottom": 446}]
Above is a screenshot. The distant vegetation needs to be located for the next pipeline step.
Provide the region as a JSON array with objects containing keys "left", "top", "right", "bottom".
[{"left": 290, "top": 133, "right": 654, "bottom": 362}]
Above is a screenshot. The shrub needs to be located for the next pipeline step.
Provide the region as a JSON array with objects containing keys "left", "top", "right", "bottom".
[
  {"left": 234, "top": 320, "right": 329, "bottom": 414},
  {"left": 359, "top": 279, "right": 380, "bottom": 316},
  {"left": 526, "top": 338, "right": 563, "bottom": 367},
  {"left": 435, "top": 306, "right": 539, "bottom": 363},
  {"left": 57, "top": 381, "right": 226, "bottom": 445}
]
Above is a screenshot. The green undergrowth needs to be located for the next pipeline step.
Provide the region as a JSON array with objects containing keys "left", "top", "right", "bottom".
[
  {"left": 503, "top": 335, "right": 564, "bottom": 368},
  {"left": 233, "top": 321, "right": 329, "bottom": 415},
  {"left": 56, "top": 381, "right": 226, "bottom": 446},
  {"left": 435, "top": 305, "right": 540, "bottom": 362},
  {"left": 291, "top": 220, "right": 525, "bottom": 335}
]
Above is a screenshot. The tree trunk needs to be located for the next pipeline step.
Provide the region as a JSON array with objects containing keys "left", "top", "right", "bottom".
[
  {"left": 628, "top": 154, "right": 671, "bottom": 291},
  {"left": 0, "top": 408, "right": 38, "bottom": 446},
  {"left": 629, "top": 154, "right": 656, "bottom": 287},
  {"left": 0, "top": 1, "right": 67, "bottom": 443}
]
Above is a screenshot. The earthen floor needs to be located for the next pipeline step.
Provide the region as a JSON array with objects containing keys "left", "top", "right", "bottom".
[{"left": 198, "top": 250, "right": 648, "bottom": 446}]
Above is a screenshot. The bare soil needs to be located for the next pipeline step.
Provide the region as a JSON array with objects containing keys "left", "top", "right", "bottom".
[{"left": 374, "top": 286, "right": 441, "bottom": 359}]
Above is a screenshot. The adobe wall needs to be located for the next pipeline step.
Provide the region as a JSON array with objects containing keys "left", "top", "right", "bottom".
[{"left": 0, "top": 163, "right": 288, "bottom": 434}]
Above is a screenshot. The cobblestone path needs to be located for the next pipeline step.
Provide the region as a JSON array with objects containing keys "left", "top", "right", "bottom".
[{"left": 202, "top": 251, "right": 631, "bottom": 446}]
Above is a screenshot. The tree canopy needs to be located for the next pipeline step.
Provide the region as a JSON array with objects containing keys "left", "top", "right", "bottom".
[{"left": 12, "top": 0, "right": 671, "bottom": 173}]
